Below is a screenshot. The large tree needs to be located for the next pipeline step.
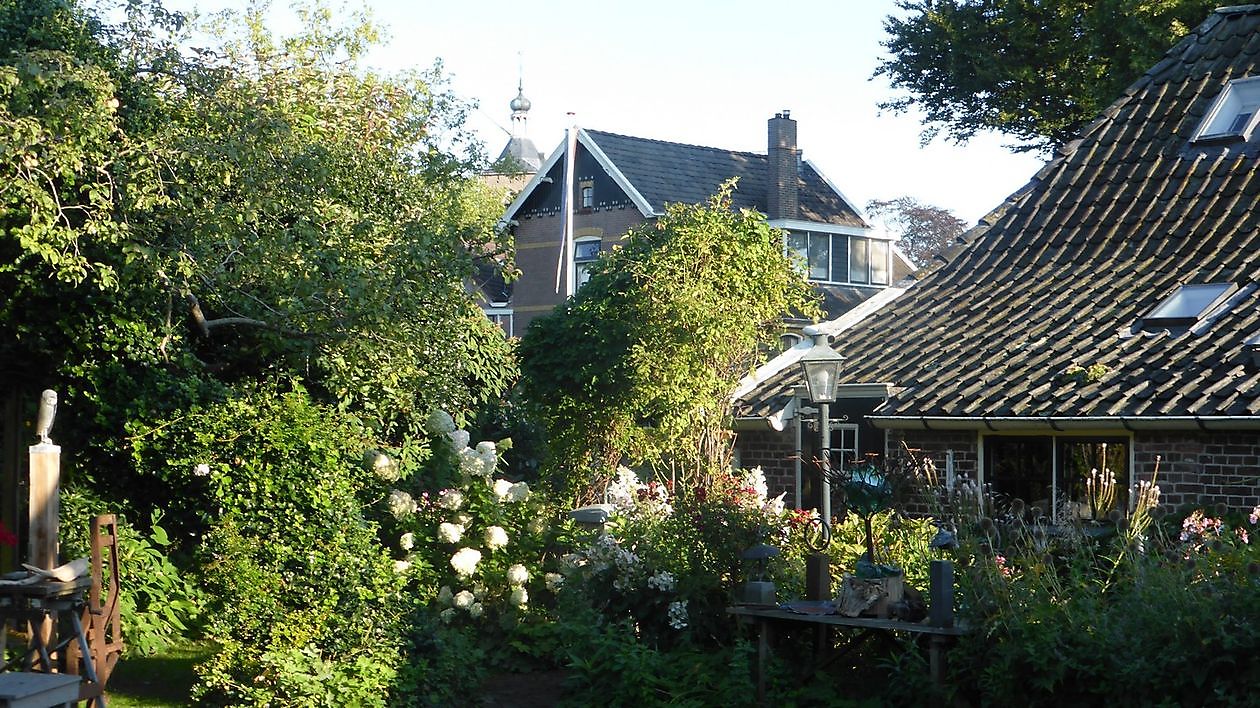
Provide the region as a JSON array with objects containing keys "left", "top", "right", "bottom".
[
  {"left": 876, "top": 0, "right": 1215, "bottom": 152},
  {"left": 866, "top": 196, "right": 967, "bottom": 267},
  {"left": 518, "top": 184, "right": 819, "bottom": 497}
]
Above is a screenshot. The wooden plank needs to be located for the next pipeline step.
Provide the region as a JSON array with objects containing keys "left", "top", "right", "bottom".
[
  {"left": 726, "top": 606, "right": 968, "bottom": 636},
  {"left": 0, "top": 672, "right": 80, "bottom": 708}
]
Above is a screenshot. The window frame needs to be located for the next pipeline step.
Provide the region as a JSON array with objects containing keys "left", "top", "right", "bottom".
[
  {"left": 981, "top": 433, "right": 1133, "bottom": 524},
  {"left": 1192, "top": 76, "right": 1260, "bottom": 144},
  {"left": 1142, "top": 282, "right": 1237, "bottom": 328},
  {"left": 573, "top": 236, "right": 602, "bottom": 288},
  {"left": 783, "top": 230, "right": 894, "bottom": 286}
]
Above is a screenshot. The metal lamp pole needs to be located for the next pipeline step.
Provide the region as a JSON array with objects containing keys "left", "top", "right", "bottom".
[{"left": 798, "top": 327, "right": 845, "bottom": 525}]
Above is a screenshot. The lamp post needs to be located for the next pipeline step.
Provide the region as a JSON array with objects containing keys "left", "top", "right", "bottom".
[{"left": 798, "top": 328, "right": 845, "bottom": 524}]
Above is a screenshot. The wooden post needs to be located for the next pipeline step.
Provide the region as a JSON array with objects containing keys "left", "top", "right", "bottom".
[{"left": 28, "top": 443, "right": 59, "bottom": 572}]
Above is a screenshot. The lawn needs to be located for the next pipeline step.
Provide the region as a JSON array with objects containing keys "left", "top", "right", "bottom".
[{"left": 105, "top": 642, "right": 213, "bottom": 708}]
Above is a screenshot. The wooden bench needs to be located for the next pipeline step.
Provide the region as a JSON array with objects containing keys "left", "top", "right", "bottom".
[{"left": 0, "top": 672, "right": 79, "bottom": 708}]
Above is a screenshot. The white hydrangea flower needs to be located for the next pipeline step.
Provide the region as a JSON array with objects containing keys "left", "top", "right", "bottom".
[
  {"left": 606, "top": 466, "right": 643, "bottom": 513},
  {"left": 368, "top": 452, "right": 399, "bottom": 482},
  {"left": 426, "top": 410, "right": 456, "bottom": 436},
  {"left": 456, "top": 513, "right": 472, "bottom": 527},
  {"left": 438, "top": 522, "right": 464, "bottom": 544},
  {"left": 476, "top": 441, "right": 497, "bottom": 476},
  {"left": 438, "top": 489, "right": 464, "bottom": 510},
  {"left": 440, "top": 607, "right": 457, "bottom": 624},
  {"left": 459, "top": 448, "right": 486, "bottom": 478},
  {"left": 193, "top": 463, "right": 211, "bottom": 477},
  {"left": 544, "top": 572, "right": 564, "bottom": 592},
  {"left": 437, "top": 586, "right": 453, "bottom": 605},
  {"left": 506, "top": 481, "right": 530, "bottom": 503},
  {"left": 647, "top": 570, "right": 677, "bottom": 592},
  {"left": 453, "top": 590, "right": 475, "bottom": 610},
  {"left": 507, "top": 563, "right": 529, "bottom": 586},
  {"left": 510, "top": 586, "right": 529, "bottom": 607},
  {"left": 527, "top": 516, "right": 547, "bottom": 535},
  {"left": 399, "top": 532, "right": 415, "bottom": 551},
  {"left": 393, "top": 559, "right": 412, "bottom": 574},
  {"left": 449, "top": 429, "right": 471, "bottom": 451},
  {"left": 387, "top": 490, "right": 417, "bottom": 519},
  {"left": 450, "top": 548, "right": 481, "bottom": 579},
  {"left": 484, "top": 525, "right": 509, "bottom": 550},
  {"left": 493, "top": 478, "right": 514, "bottom": 500},
  {"left": 469, "top": 602, "right": 484, "bottom": 618},
  {"left": 667, "top": 600, "right": 689, "bottom": 630}
]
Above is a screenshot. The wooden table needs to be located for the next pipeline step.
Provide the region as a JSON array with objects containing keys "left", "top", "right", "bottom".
[
  {"left": 0, "top": 672, "right": 80, "bottom": 708},
  {"left": 0, "top": 576, "right": 100, "bottom": 701},
  {"left": 727, "top": 605, "right": 967, "bottom": 705}
]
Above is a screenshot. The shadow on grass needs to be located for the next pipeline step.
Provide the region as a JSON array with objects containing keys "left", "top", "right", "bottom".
[{"left": 106, "top": 641, "right": 214, "bottom": 708}]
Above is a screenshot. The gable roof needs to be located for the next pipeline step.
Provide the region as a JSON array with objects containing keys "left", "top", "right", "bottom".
[
  {"left": 504, "top": 128, "right": 867, "bottom": 228},
  {"left": 738, "top": 6, "right": 1260, "bottom": 429}
]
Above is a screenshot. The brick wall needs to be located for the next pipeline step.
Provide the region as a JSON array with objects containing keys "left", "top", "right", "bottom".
[
  {"left": 735, "top": 428, "right": 800, "bottom": 504},
  {"left": 1134, "top": 431, "right": 1260, "bottom": 511},
  {"left": 512, "top": 208, "right": 646, "bottom": 331},
  {"left": 886, "top": 429, "right": 979, "bottom": 480}
]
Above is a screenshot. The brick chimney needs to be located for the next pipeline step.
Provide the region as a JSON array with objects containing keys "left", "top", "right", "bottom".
[{"left": 767, "top": 110, "right": 799, "bottom": 220}]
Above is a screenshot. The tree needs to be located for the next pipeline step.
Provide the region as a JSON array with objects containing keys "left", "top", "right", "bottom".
[
  {"left": 866, "top": 196, "right": 967, "bottom": 267},
  {"left": 876, "top": 0, "right": 1216, "bottom": 152},
  {"left": 518, "top": 184, "right": 819, "bottom": 497}
]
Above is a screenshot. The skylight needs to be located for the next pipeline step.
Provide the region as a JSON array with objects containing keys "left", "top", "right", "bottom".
[
  {"left": 1192, "top": 76, "right": 1260, "bottom": 143},
  {"left": 1143, "top": 282, "right": 1236, "bottom": 327}
]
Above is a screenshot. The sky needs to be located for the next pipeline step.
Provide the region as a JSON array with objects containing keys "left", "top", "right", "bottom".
[{"left": 165, "top": 0, "right": 1046, "bottom": 227}]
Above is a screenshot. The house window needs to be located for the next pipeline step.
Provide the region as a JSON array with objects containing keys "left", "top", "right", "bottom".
[
  {"left": 580, "top": 183, "right": 594, "bottom": 209},
  {"left": 983, "top": 435, "right": 1130, "bottom": 523},
  {"left": 785, "top": 231, "right": 892, "bottom": 286},
  {"left": 1143, "top": 282, "right": 1236, "bottom": 327},
  {"left": 1193, "top": 76, "right": 1260, "bottom": 143},
  {"left": 484, "top": 308, "right": 513, "bottom": 337},
  {"left": 779, "top": 332, "right": 803, "bottom": 351},
  {"left": 833, "top": 424, "right": 860, "bottom": 472},
  {"left": 574, "top": 237, "right": 601, "bottom": 287}
]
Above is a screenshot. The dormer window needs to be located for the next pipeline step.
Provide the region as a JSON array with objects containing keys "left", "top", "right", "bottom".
[
  {"left": 1142, "top": 282, "right": 1236, "bottom": 327},
  {"left": 1192, "top": 77, "right": 1260, "bottom": 143}
]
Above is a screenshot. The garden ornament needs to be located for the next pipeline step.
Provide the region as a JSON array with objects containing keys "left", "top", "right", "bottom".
[
  {"left": 35, "top": 389, "right": 57, "bottom": 445},
  {"left": 740, "top": 543, "right": 780, "bottom": 605}
]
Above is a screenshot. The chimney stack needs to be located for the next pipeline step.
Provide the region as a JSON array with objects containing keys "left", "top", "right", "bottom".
[{"left": 767, "top": 110, "right": 799, "bottom": 221}]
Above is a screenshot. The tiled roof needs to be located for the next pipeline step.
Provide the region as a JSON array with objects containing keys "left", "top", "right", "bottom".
[
  {"left": 583, "top": 129, "right": 866, "bottom": 227},
  {"left": 738, "top": 6, "right": 1260, "bottom": 424}
]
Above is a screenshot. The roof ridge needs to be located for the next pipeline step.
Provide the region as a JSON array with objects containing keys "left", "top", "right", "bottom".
[
  {"left": 582, "top": 128, "right": 766, "bottom": 158},
  {"left": 1214, "top": 5, "right": 1260, "bottom": 15}
]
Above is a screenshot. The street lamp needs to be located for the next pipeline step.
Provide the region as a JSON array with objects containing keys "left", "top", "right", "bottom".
[{"left": 798, "top": 328, "right": 845, "bottom": 524}]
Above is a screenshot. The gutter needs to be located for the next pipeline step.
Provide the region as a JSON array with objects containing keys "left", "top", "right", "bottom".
[{"left": 867, "top": 415, "right": 1260, "bottom": 431}]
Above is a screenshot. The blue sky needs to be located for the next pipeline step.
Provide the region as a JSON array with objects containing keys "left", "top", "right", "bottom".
[{"left": 167, "top": 0, "right": 1046, "bottom": 226}]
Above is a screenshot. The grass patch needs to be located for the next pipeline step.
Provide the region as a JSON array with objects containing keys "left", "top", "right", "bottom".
[{"left": 106, "top": 641, "right": 214, "bottom": 708}]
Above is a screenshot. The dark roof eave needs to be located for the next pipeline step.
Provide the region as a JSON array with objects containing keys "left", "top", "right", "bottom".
[{"left": 866, "top": 416, "right": 1260, "bottom": 432}]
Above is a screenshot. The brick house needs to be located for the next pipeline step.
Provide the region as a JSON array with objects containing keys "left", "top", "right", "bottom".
[
  {"left": 485, "top": 111, "right": 915, "bottom": 336},
  {"left": 736, "top": 6, "right": 1260, "bottom": 517}
]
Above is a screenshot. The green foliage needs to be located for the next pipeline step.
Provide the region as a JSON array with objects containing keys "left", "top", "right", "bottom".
[
  {"left": 60, "top": 489, "right": 205, "bottom": 657},
  {"left": 877, "top": 0, "right": 1216, "bottom": 151},
  {"left": 519, "top": 184, "right": 818, "bottom": 495}
]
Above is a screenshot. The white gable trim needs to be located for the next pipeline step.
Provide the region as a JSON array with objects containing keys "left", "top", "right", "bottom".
[
  {"left": 501, "top": 130, "right": 658, "bottom": 222},
  {"left": 769, "top": 219, "right": 869, "bottom": 237},
  {"left": 578, "top": 130, "right": 658, "bottom": 217}
]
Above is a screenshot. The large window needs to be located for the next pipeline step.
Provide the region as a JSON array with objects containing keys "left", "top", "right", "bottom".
[
  {"left": 983, "top": 435, "right": 1130, "bottom": 523},
  {"left": 1193, "top": 76, "right": 1260, "bottom": 143},
  {"left": 786, "top": 231, "right": 892, "bottom": 286}
]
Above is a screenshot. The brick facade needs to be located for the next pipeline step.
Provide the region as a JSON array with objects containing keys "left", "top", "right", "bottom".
[{"left": 737, "top": 424, "right": 1260, "bottom": 512}]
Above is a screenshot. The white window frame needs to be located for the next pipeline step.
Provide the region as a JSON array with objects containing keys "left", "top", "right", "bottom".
[
  {"left": 785, "top": 230, "right": 893, "bottom": 286},
  {"left": 1193, "top": 76, "right": 1260, "bottom": 143},
  {"left": 573, "top": 236, "right": 601, "bottom": 288},
  {"left": 483, "top": 307, "right": 514, "bottom": 337}
]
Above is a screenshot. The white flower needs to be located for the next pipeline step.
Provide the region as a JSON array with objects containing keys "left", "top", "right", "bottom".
[
  {"left": 455, "top": 513, "right": 472, "bottom": 527},
  {"left": 440, "top": 607, "right": 457, "bottom": 624},
  {"left": 484, "top": 526, "right": 509, "bottom": 550},
  {"left": 607, "top": 466, "right": 643, "bottom": 513},
  {"left": 763, "top": 491, "right": 787, "bottom": 516},
  {"left": 647, "top": 571, "right": 677, "bottom": 592},
  {"left": 507, "top": 563, "right": 529, "bottom": 586},
  {"left": 476, "top": 441, "right": 497, "bottom": 456},
  {"left": 426, "top": 409, "right": 457, "bottom": 436},
  {"left": 453, "top": 590, "right": 475, "bottom": 610},
  {"left": 438, "top": 522, "right": 464, "bottom": 544},
  {"left": 437, "top": 586, "right": 453, "bottom": 605},
  {"left": 545, "top": 572, "right": 564, "bottom": 592},
  {"left": 449, "top": 429, "right": 471, "bottom": 451},
  {"left": 507, "top": 481, "right": 530, "bottom": 503},
  {"left": 510, "top": 586, "right": 529, "bottom": 607},
  {"left": 469, "top": 602, "right": 484, "bottom": 618},
  {"left": 472, "top": 583, "right": 487, "bottom": 599},
  {"left": 450, "top": 548, "right": 481, "bottom": 579},
  {"left": 368, "top": 452, "right": 399, "bottom": 482},
  {"left": 476, "top": 441, "right": 498, "bottom": 476},
  {"left": 193, "top": 463, "right": 211, "bottom": 477},
  {"left": 459, "top": 448, "right": 486, "bottom": 478},
  {"left": 387, "top": 490, "right": 417, "bottom": 519},
  {"left": 438, "top": 489, "right": 464, "bottom": 510},
  {"left": 399, "top": 532, "right": 415, "bottom": 551},
  {"left": 393, "top": 559, "right": 412, "bottom": 574},
  {"left": 667, "top": 600, "right": 689, "bottom": 630},
  {"left": 493, "top": 478, "right": 514, "bottom": 500}
]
